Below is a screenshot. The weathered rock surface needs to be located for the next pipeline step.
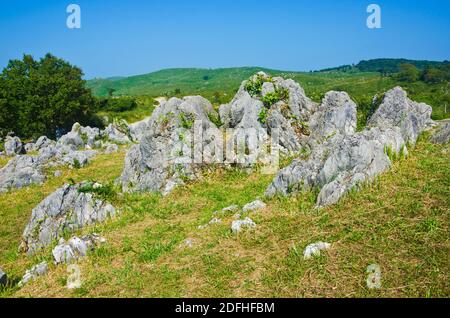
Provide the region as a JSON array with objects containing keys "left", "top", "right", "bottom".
[
  {"left": 219, "top": 72, "right": 317, "bottom": 162},
  {"left": 303, "top": 242, "right": 331, "bottom": 260},
  {"left": 266, "top": 127, "right": 408, "bottom": 206},
  {"left": 266, "top": 86, "right": 433, "bottom": 207},
  {"left": 430, "top": 121, "right": 450, "bottom": 144},
  {"left": 0, "top": 268, "right": 7, "bottom": 286},
  {"left": 102, "top": 121, "right": 131, "bottom": 144},
  {"left": 231, "top": 217, "right": 256, "bottom": 233},
  {"left": 120, "top": 96, "right": 220, "bottom": 194},
  {"left": 368, "top": 87, "right": 433, "bottom": 144},
  {"left": 242, "top": 200, "right": 266, "bottom": 213},
  {"left": 21, "top": 181, "right": 116, "bottom": 254},
  {"left": 309, "top": 91, "right": 357, "bottom": 141},
  {"left": 52, "top": 234, "right": 106, "bottom": 264},
  {"left": 18, "top": 261, "right": 48, "bottom": 287},
  {"left": 4, "top": 136, "right": 23, "bottom": 156},
  {"left": 0, "top": 155, "right": 46, "bottom": 193}
]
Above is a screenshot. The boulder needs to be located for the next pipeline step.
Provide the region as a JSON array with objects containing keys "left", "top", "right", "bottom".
[
  {"left": 266, "top": 127, "right": 407, "bottom": 207},
  {"left": 4, "top": 136, "right": 23, "bottom": 156},
  {"left": 120, "top": 96, "right": 220, "bottom": 195},
  {"left": 104, "top": 143, "right": 119, "bottom": 154},
  {"left": 21, "top": 181, "right": 116, "bottom": 254},
  {"left": 52, "top": 234, "right": 106, "bottom": 264},
  {"left": 309, "top": 91, "right": 357, "bottom": 141},
  {"left": 0, "top": 155, "right": 46, "bottom": 193},
  {"left": 129, "top": 118, "right": 151, "bottom": 142},
  {"left": 35, "top": 136, "right": 55, "bottom": 151},
  {"left": 430, "top": 121, "right": 450, "bottom": 144},
  {"left": 18, "top": 261, "right": 48, "bottom": 287},
  {"left": 219, "top": 73, "right": 317, "bottom": 166},
  {"left": 57, "top": 123, "right": 85, "bottom": 149},
  {"left": 368, "top": 87, "right": 434, "bottom": 144},
  {"left": 102, "top": 120, "right": 131, "bottom": 144}
]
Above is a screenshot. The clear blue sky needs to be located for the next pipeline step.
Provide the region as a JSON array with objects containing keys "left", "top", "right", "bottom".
[{"left": 1, "top": 0, "right": 449, "bottom": 78}]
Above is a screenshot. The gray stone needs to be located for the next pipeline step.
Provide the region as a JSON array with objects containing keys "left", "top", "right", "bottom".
[
  {"left": 120, "top": 96, "right": 220, "bottom": 195},
  {"left": 261, "top": 82, "right": 275, "bottom": 97},
  {"left": 104, "top": 143, "right": 119, "bottom": 154},
  {"left": 430, "top": 121, "right": 450, "bottom": 144},
  {"left": 18, "top": 261, "right": 48, "bottom": 287},
  {"left": 21, "top": 181, "right": 116, "bottom": 254},
  {"left": 52, "top": 234, "right": 106, "bottom": 264},
  {"left": 4, "top": 136, "right": 23, "bottom": 156},
  {"left": 231, "top": 217, "right": 256, "bottom": 233},
  {"left": 35, "top": 136, "right": 55, "bottom": 151},
  {"left": 0, "top": 155, "right": 46, "bottom": 193},
  {"left": 309, "top": 91, "right": 357, "bottom": 141},
  {"left": 24, "top": 143, "right": 35, "bottom": 153},
  {"left": 0, "top": 268, "right": 7, "bottom": 286},
  {"left": 57, "top": 123, "right": 85, "bottom": 149},
  {"left": 54, "top": 170, "right": 62, "bottom": 177},
  {"left": 102, "top": 120, "right": 131, "bottom": 144},
  {"left": 266, "top": 127, "right": 408, "bottom": 207},
  {"left": 303, "top": 242, "right": 331, "bottom": 260},
  {"left": 368, "top": 87, "right": 434, "bottom": 145},
  {"left": 242, "top": 200, "right": 266, "bottom": 212}
]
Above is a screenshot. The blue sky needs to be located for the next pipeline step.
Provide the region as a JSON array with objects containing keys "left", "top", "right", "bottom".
[{"left": 1, "top": 0, "right": 449, "bottom": 78}]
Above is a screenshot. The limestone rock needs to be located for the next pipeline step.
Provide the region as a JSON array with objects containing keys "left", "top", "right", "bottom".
[
  {"left": 430, "top": 121, "right": 450, "bottom": 144},
  {"left": 4, "top": 136, "right": 23, "bottom": 156},
  {"left": 104, "top": 143, "right": 119, "bottom": 154},
  {"left": 0, "top": 268, "right": 7, "bottom": 286},
  {"left": 368, "top": 87, "right": 433, "bottom": 144},
  {"left": 242, "top": 200, "right": 266, "bottom": 212},
  {"left": 21, "top": 181, "right": 116, "bottom": 254},
  {"left": 303, "top": 242, "right": 331, "bottom": 260},
  {"left": 231, "top": 217, "right": 256, "bottom": 233},
  {"left": 266, "top": 127, "right": 407, "bottom": 207},
  {"left": 0, "top": 155, "right": 46, "bottom": 193},
  {"left": 309, "top": 91, "right": 357, "bottom": 141},
  {"left": 18, "top": 261, "right": 48, "bottom": 287},
  {"left": 120, "top": 96, "right": 220, "bottom": 194},
  {"left": 52, "top": 234, "right": 106, "bottom": 264}
]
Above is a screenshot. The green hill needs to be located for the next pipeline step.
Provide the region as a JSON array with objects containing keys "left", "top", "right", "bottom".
[
  {"left": 320, "top": 58, "right": 446, "bottom": 74},
  {"left": 88, "top": 65, "right": 449, "bottom": 121}
]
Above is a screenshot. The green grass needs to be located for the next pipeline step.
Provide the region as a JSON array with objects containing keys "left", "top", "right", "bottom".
[{"left": 1, "top": 134, "right": 448, "bottom": 298}]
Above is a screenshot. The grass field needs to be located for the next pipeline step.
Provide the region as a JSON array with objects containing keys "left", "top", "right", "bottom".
[{"left": 1, "top": 132, "right": 448, "bottom": 298}]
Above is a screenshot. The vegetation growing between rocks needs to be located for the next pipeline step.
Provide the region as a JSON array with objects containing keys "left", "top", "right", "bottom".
[{"left": 0, "top": 134, "right": 448, "bottom": 298}]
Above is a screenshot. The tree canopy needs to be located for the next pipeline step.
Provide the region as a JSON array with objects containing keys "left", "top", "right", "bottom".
[{"left": 0, "top": 53, "right": 101, "bottom": 139}]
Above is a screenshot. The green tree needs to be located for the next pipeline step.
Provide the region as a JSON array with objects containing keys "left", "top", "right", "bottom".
[
  {"left": 397, "top": 63, "right": 420, "bottom": 82},
  {"left": 0, "top": 54, "right": 100, "bottom": 139}
]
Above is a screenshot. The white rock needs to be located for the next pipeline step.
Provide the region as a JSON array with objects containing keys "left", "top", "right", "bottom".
[
  {"left": 303, "top": 242, "right": 331, "bottom": 260},
  {"left": 231, "top": 217, "right": 256, "bottom": 233},
  {"left": 242, "top": 200, "right": 266, "bottom": 212}
]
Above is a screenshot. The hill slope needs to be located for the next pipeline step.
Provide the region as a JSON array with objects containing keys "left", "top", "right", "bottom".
[{"left": 1, "top": 133, "right": 448, "bottom": 298}]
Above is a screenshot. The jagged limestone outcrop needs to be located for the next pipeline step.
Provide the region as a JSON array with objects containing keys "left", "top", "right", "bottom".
[
  {"left": 21, "top": 181, "right": 116, "bottom": 255},
  {"left": 266, "top": 87, "right": 433, "bottom": 207},
  {"left": 120, "top": 96, "right": 221, "bottom": 194}
]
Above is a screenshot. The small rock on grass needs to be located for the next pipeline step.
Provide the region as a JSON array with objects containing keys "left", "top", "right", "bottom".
[
  {"left": 303, "top": 242, "right": 331, "bottom": 260},
  {"left": 242, "top": 200, "right": 266, "bottom": 213},
  {"left": 0, "top": 268, "right": 7, "bottom": 286},
  {"left": 18, "top": 261, "right": 48, "bottom": 287},
  {"left": 231, "top": 217, "right": 256, "bottom": 233}
]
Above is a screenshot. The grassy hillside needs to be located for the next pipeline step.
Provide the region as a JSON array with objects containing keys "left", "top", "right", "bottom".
[
  {"left": 320, "top": 58, "right": 446, "bottom": 73},
  {"left": 87, "top": 66, "right": 449, "bottom": 122},
  {"left": 0, "top": 132, "right": 448, "bottom": 298}
]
